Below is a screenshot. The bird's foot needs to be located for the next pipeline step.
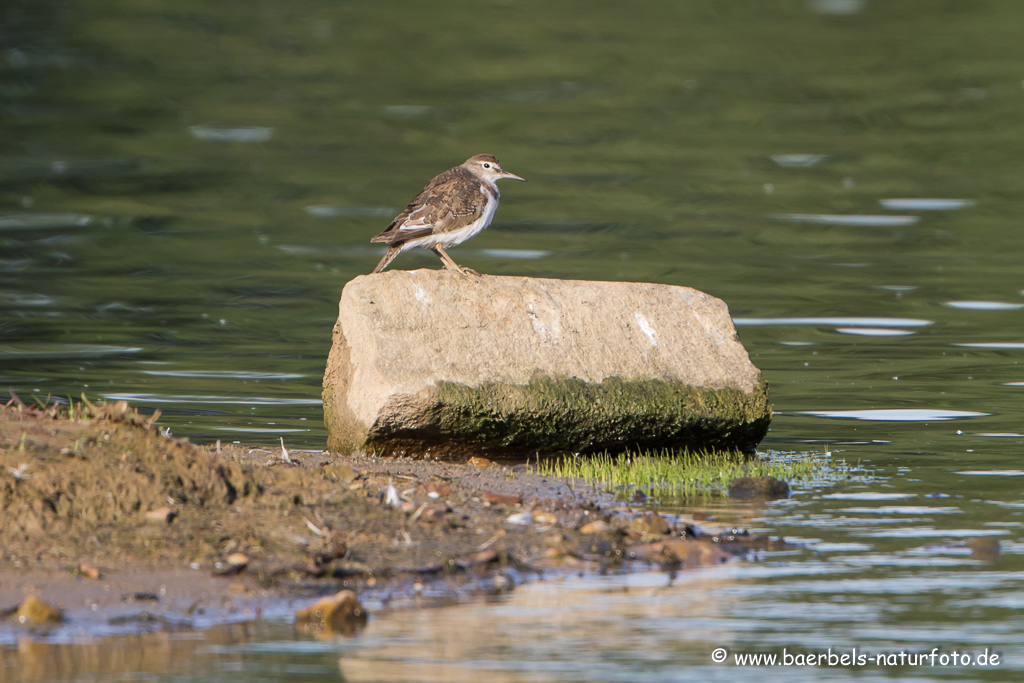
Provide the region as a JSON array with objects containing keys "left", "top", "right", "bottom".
[{"left": 441, "top": 262, "right": 479, "bottom": 278}]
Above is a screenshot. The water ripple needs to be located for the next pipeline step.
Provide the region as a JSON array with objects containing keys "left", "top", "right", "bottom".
[
  {"left": 835, "top": 327, "right": 915, "bottom": 337},
  {"left": 771, "top": 214, "right": 919, "bottom": 227},
  {"left": 859, "top": 528, "right": 1010, "bottom": 539},
  {"left": 945, "top": 301, "right": 1024, "bottom": 311},
  {"left": 101, "top": 393, "right": 321, "bottom": 405},
  {"left": 880, "top": 198, "right": 975, "bottom": 210},
  {"left": 0, "top": 344, "right": 142, "bottom": 359},
  {"left": 0, "top": 213, "right": 93, "bottom": 230},
  {"left": 304, "top": 205, "right": 396, "bottom": 218},
  {"left": 800, "top": 409, "right": 988, "bottom": 421},
  {"left": 955, "top": 342, "right": 1024, "bottom": 349},
  {"left": 0, "top": 292, "right": 54, "bottom": 307},
  {"left": 209, "top": 427, "right": 311, "bottom": 433},
  {"left": 478, "top": 249, "right": 551, "bottom": 260},
  {"left": 735, "top": 316, "right": 932, "bottom": 327},
  {"left": 838, "top": 506, "right": 962, "bottom": 515},
  {"left": 188, "top": 125, "right": 273, "bottom": 142},
  {"left": 822, "top": 492, "right": 917, "bottom": 500},
  {"left": 141, "top": 370, "right": 305, "bottom": 380},
  {"left": 771, "top": 154, "right": 827, "bottom": 168}
]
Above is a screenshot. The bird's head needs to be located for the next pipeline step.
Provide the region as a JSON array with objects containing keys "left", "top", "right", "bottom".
[{"left": 463, "top": 154, "right": 526, "bottom": 183}]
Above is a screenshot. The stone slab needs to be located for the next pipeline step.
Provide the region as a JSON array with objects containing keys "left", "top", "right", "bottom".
[{"left": 323, "top": 270, "right": 771, "bottom": 458}]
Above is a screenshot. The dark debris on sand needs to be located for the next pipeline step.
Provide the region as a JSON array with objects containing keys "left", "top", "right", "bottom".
[{"left": 0, "top": 396, "right": 788, "bottom": 626}]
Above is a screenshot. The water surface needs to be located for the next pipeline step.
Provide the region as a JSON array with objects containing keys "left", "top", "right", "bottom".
[{"left": 2, "top": 0, "right": 1024, "bottom": 679}]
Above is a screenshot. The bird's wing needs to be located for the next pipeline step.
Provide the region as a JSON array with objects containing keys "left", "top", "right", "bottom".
[{"left": 370, "top": 168, "right": 486, "bottom": 245}]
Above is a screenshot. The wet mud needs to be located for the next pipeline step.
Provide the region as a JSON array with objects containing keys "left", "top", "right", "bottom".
[{"left": 0, "top": 398, "right": 786, "bottom": 636}]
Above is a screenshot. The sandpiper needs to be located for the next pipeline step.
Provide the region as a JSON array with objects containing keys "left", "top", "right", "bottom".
[{"left": 370, "top": 154, "right": 525, "bottom": 276}]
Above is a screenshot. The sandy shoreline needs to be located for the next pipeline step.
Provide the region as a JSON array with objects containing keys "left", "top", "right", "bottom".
[{"left": 0, "top": 399, "right": 781, "bottom": 635}]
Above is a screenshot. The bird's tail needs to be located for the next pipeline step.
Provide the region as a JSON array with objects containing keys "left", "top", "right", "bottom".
[{"left": 372, "top": 245, "right": 402, "bottom": 273}]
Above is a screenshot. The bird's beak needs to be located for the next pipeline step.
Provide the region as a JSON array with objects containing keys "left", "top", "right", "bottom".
[{"left": 501, "top": 171, "right": 527, "bottom": 182}]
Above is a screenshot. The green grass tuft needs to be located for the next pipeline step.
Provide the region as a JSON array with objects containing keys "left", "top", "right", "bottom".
[{"left": 535, "top": 448, "right": 855, "bottom": 501}]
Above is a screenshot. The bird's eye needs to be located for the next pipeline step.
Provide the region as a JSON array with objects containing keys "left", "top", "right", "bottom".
[{"left": 483, "top": 163, "right": 491, "bottom": 168}]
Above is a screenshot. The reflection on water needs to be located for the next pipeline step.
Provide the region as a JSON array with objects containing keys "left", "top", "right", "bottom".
[
  {"left": 956, "top": 343, "right": 1024, "bottom": 349},
  {"left": 797, "top": 409, "right": 989, "bottom": 421},
  {"left": 734, "top": 317, "right": 932, "bottom": 327},
  {"left": 770, "top": 154, "right": 828, "bottom": 168},
  {"left": 0, "top": 213, "right": 94, "bottom": 231},
  {"left": 944, "top": 301, "right": 1024, "bottom": 311},
  {"left": 808, "top": 0, "right": 866, "bottom": 16},
  {"left": 835, "top": 327, "right": 915, "bottom": 336},
  {"left": 99, "top": 393, "right": 322, "bottom": 406},
  {"left": 0, "top": 622, "right": 323, "bottom": 682},
  {"left": 141, "top": 370, "right": 307, "bottom": 380},
  {"left": 5, "top": 526, "right": 1024, "bottom": 681},
  {"left": 304, "top": 206, "right": 397, "bottom": 218},
  {"left": 188, "top": 125, "right": 275, "bottom": 143},
  {"left": 771, "top": 213, "right": 920, "bottom": 227},
  {"left": 0, "top": 344, "right": 143, "bottom": 359},
  {"left": 954, "top": 470, "right": 1024, "bottom": 477},
  {"left": 4, "top": 0, "right": 1024, "bottom": 679},
  {"left": 879, "top": 199, "right": 976, "bottom": 211},
  {"left": 477, "top": 248, "right": 552, "bottom": 260}
]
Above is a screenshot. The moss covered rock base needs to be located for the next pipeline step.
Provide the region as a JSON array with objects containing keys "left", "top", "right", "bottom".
[{"left": 323, "top": 270, "right": 771, "bottom": 459}]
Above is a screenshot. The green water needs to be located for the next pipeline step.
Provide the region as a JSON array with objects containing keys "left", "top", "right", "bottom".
[{"left": 3, "top": 0, "right": 1024, "bottom": 680}]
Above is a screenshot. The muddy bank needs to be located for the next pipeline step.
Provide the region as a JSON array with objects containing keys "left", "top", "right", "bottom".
[{"left": 0, "top": 398, "right": 785, "bottom": 633}]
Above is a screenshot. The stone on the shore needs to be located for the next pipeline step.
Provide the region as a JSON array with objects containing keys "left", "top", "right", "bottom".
[
  {"left": 323, "top": 270, "right": 771, "bottom": 458},
  {"left": 295, "top": 589, "right": 367, "bottom": 635},
  {"left": 226, "top": 552, "right": 249, "bottom": 567},
  {"left": 78, "top": 563, "right": 101, "bottom": 580},
  {"left": 579, "top": 520, "right": 613, "bottom": 534},
  {"left": 727, "top": 475, "right": 790, "bottom": 500},
  {"left": 322, "top": 464, "right": 359, "bottom": 484},
  {"left": 16, "top": 596, "right": 63, "bottom": 626},
  {"left": 631, "top": 512, "right": 671, "bottom": 536},
  {"left": 145, "top": 506, "right": 177, "bottom": 524},
  {"left": 643, "top": 539, "right": 732, "bottom": 567}
]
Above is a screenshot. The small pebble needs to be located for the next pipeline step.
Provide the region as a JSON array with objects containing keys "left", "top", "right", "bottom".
[
  {"left": 727, "top": 475, "right": 790, "bottom": 500},
  {"left": 17, "top": 596, "right": 63, "bottom": 625},
  {"left": 631, "top": 512, "right": 670, "bottom": 536},
  {"left": 420, "top": 507, "right": 446, "bottom": 523},
  {"left": 226, "top": 552, "right": 249, "bottom": 567},
  {"left": 505, "top": 511, "right": 533, "bottom": 526},
  {"left": 296, "top": 590, "right": 367, "bottom": 636},
  {"left": 323, "top": 464, "right": 359, "bottom": 483},
  {"left": 145, "top": 507, "right": 177, "bottom": 524},
  {"left": 78, "top": 563, "right": 101, "bottom": 580},
  {"left": 580, "top": 520, "right": 612, "bottom": 534},
  {"left": 533, "top": 512, "right": 557, "bottom": 526}
]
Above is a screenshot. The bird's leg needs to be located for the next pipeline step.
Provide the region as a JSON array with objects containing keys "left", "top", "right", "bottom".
[
  {"left": 432, "top": 245, "right": 476, "bottom": 277},
  {"left": 432, "top": 245, "right": 462, "bottom": 272}
]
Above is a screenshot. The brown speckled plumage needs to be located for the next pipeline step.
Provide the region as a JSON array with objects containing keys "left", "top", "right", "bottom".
[{"left": 370, "top": 154, "right": 525, "bottom": 275}]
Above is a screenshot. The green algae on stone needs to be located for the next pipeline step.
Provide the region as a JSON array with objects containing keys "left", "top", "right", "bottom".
[
  {"left": 323, "top": 383, "right": 366, "bottom": 456},
  {"left": 365, "top": 375, "right": 771, "bottom": 459},
  {"left": 322, "top": 328, "right": 368, "bottom": 456}
]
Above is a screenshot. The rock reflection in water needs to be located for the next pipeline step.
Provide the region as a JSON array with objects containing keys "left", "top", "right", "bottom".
[
  {"left": 339, "top": 572, "right": 737, "bottom": 682},
  {"left": 1, "top": 622, "right": 263, "bottom": 681}
]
